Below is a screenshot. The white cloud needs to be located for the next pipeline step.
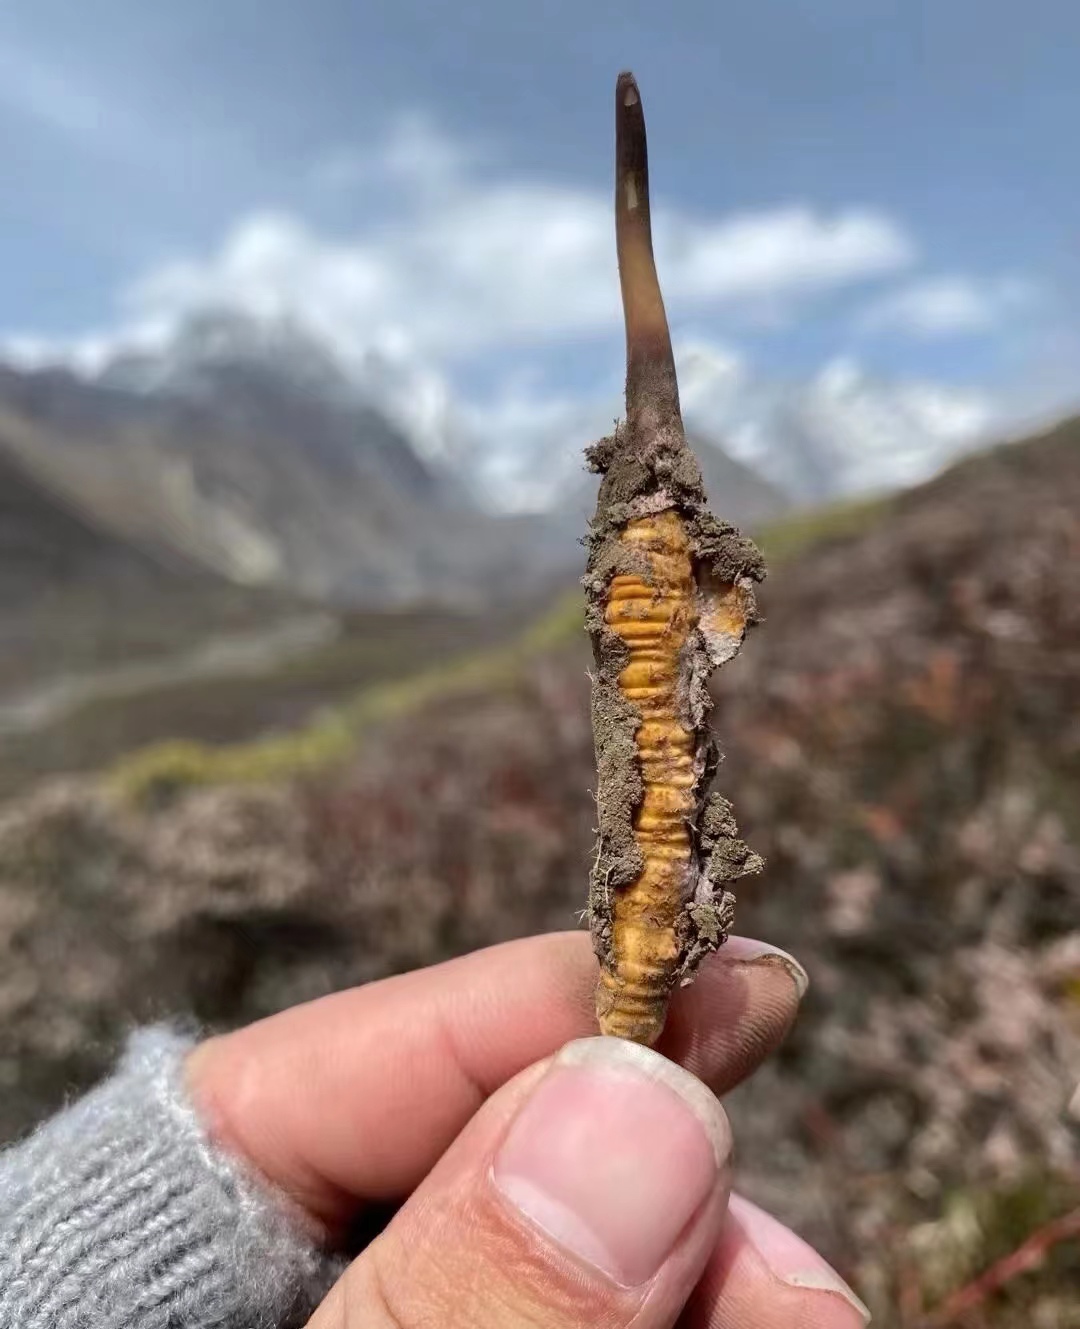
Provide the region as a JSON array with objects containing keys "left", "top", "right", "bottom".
[
  {"left": 671, "top": 209, "right": 912, "bottom": 303},
  {"left": 2, "top": 115, "right": 1014, "bottom": 510},
  {"left": 21, "top": 115, "right": 912, "bottom": 374},
  {"left": 675, "top": 340, "right": 750, "bottom": 425},
  {"left": 856, "top": 275, "right": 1037, "bottom": 338},
  {"left": 461, "top": 386, "right": 608, "bottom": 511},
  {"left": 113, "top": 199, "right": 911, "bottom": 366},
  {"left": 1, "top": 330, "right": 123, "bottom": 376},
  {"left": 797, "top": 355, "right": 995, "bottom": 492}
]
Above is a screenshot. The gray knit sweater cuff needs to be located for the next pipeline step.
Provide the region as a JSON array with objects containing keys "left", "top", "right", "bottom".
[{"left": 0, "top": 1028, "right": 344, "bottom": 1329}]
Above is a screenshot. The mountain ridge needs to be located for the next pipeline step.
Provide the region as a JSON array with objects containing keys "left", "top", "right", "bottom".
[{"left": 0, "top": 312, "right": 790, "bottom": 608}]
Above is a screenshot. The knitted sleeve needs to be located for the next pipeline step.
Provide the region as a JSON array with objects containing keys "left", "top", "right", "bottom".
[{"left": 0, "top": 1028, "right": 344, "bottom": 1329}]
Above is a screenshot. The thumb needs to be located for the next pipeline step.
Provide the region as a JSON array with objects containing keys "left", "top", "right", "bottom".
[{"left": 309, "top": 1037, "right": 733, "bottom": 1329}]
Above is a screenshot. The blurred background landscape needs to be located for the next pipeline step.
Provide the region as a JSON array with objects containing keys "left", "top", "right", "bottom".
[{"left": 1, "top": 2, "right": 1079, "bottom": 1323}]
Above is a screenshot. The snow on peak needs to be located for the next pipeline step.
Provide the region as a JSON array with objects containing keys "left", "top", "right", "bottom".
[{"left": 676, "top": 343, "right": 995, "bottom": 503}]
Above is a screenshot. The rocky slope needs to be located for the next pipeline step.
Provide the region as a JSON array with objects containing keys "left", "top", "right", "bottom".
[{"left": 0, "top": 445, "right": 305, "bottom": 693}]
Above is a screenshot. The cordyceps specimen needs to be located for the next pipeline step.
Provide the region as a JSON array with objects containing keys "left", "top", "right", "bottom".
[{"left": 585, "top": 72, "right": 766, "bottom": 1046}]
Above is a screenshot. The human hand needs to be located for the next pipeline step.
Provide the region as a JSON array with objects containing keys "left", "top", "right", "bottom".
[{"left": 188, "top": 931, "right": 870, "bottom": 1328}]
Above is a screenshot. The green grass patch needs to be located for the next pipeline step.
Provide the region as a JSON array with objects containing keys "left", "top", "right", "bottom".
[
  {"left": 756, "top": 493, "right": 891, "bottom": 566},
  {"left": 107, "top": 592, "right": 588, "bottom": 805}
]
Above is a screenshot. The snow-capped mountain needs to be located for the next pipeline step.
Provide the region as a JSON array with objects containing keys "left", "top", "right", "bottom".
[
  {"left": 100, "top": 308, "right": 355, "bottom": 403},
  {"left": 0, "top": 306, "right": 1010, "bottom": 610},
  {"left": 677, "top": 342, "right": 996, "bottom": 503},
  {"left": 0, "top": 314, "right": 541, "bottom": 607},
  {"left": 99, "top": 309, "right": 490, "bottom": 506}
]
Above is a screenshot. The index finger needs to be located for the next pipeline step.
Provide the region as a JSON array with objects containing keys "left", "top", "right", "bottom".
[{"left": 189, "top": 930, "right": 805, "bottom": 1232}]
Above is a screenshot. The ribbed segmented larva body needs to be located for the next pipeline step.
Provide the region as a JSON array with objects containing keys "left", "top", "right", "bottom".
[{"left": 597, "top": 506, "right": 698, "bottom": 1045}]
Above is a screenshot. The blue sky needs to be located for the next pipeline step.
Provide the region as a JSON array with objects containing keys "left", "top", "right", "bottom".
[{"left": 2, "top": 0, "right": 1078, "bottom": 500}]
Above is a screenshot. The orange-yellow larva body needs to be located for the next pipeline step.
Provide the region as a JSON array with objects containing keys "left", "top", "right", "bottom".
[{"left": 597, "top": 507, "right": 697, "bottom": 1044}]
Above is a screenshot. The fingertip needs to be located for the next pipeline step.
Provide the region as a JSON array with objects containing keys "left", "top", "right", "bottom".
[
  {"left": 730, "top": 1195, "right": 870, "bottom": 1324},
  {"left": 659, "top": 937, "right": 805, "bottom": 1091},
  {"left": 690, "top": 1193, "right": 871, "bottom": 1328},
  {"left": 722, "top": 936, "right": 810, "bottom": 1000}
]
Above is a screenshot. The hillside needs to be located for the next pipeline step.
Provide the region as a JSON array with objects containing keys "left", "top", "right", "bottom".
[
  {"left": 0, "top": 420, "right": 1077, "bottom": 1321},
  {"left": 0, "top": 443, "right": 559, "bottom": 798},
  {"left": 0, "top": 445, "right": 523, "bottom": 796},
  {"left": 0, "top": 445, "right": 308, "bottom": 692},
  {"left": 0, "top": 444, "right": 168, "bottom": 608}
]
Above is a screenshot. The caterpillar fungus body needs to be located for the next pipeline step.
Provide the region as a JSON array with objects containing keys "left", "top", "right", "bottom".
[{"left": 585, "top": 72, "right": 767, "bottom": 1046}]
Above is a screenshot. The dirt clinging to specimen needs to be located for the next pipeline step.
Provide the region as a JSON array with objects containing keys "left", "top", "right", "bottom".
[{"left": 584, "top": 406, "right": 765, "bottom": 1034}]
